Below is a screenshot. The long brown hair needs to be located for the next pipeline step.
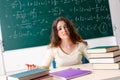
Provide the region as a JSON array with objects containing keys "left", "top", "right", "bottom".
[{"left": 49, "top": 17, "right": 84, "bottom": 48}]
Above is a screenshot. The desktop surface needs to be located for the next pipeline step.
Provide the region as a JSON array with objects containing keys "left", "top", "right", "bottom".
[
  {"left": 1, "top": 64, "right": 120, "bottom": 80},
  {"left": 50, "top": 64, "right": 120, "bottom": 80}
]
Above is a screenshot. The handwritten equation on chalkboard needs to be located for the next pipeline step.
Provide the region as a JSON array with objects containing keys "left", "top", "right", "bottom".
[{"left": 0, "top": 0, "right": 113, "bottom": 51}]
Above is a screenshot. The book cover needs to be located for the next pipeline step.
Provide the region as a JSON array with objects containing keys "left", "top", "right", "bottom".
[
  {"left": 89, "top": 50, "right": 120, "bottom": 58},
  {"left": 31, "top": 74, "right": 53, "bottom": 80},
  {"left": 89, "top": 55, "right": 120, "bottom": 63},
  {"left": 93, "top": 63, "right": 120, "bottom": 70},
  {"left": 87, "top": 46, "right": 119, "bottom": 53},
  {"left": 7, "top": 68, "right": 49, "bottom": 80},
  {"left": 50, "top": 68, "right": 92, "bottom": 80}
]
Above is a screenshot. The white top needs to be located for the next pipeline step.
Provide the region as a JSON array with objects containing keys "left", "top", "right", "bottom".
[{"left": 41, "top": 42, "right": 89, "bottom": 69}]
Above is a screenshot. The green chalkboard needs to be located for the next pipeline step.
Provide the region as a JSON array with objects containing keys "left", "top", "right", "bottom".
[{"left": 0, "top": 0, "right": 113, "bottom": 51}]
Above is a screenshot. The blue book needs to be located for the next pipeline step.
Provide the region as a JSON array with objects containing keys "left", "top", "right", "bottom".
[
  {"left": 50, "top": 68, "right": 92, "bottom": 80},
  {"left": 7, "top": 68, "right": 49, "bottom": 80}
]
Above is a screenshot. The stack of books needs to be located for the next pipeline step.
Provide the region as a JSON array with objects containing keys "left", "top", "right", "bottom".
[
  {"left": 7, "top": 68, "right": 49, "bottom": 80},
  {"left": 87, "top": 45, "right": 120, "bottom": 69}
]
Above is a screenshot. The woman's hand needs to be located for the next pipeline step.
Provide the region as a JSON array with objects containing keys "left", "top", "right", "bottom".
[{"left": 25, "top": 64, "right": 37, "bottom": 70}]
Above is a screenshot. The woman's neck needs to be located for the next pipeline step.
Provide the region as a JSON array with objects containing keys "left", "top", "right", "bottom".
[
  {"left": 60, "top": 39, "right": 73, "bottom": 48},
  {"left": 60, "top": 39, "right": 77, "bottom": 54}
]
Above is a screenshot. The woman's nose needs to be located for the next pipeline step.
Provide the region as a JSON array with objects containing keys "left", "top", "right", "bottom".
[{"left": 61, "top": 27, "right": 66, "bottom": 32}]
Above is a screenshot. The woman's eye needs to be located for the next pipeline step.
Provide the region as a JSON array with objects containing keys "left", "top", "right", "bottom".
[
  {"left": 64, "top": 26, "right": 67, "bottom": 28},
  {"left": 64, "top": 24, "right": 68, "bottom": 28},
  {"left": 57, "top": 28, "right": 62, "bottom": 31}
]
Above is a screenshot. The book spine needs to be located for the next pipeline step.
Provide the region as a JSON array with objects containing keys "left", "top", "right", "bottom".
[{"left": 89, "top": 58, "right": 115, "bottom": 63}]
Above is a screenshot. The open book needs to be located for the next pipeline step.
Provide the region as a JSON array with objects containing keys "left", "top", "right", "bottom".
[{"left": 50, "top": 68, "right": 92, "bottom": 80}]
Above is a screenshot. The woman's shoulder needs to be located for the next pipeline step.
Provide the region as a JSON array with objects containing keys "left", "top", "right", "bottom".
[
  {"left": 77, "top": 42, "right": 88, "bottom": 48},
  {"left": 77, "top": 41, "right": 87, "bottom": 45},
  {"left": 47, "top": 45, "right": 58, "bottom": 50},
  {"left": 47, "top": 45, "right": 59, "bottom": 53}
]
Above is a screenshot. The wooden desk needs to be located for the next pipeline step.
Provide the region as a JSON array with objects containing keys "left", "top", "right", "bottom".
[
  {"left": 2, "top": 64, "right": 120, "bottom": 80},
  {"left": 50, "top": 64, "right": 120, "bottom": 80}
]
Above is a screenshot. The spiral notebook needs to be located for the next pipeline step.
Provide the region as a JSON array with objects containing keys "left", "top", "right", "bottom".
[{"left": 50, "top": 68, "right": 92, "bottom": 80}]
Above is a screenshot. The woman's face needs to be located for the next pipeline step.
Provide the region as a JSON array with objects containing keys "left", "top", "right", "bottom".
[{"left": 57, "top": 21, "right": 70, "bottom": 40}]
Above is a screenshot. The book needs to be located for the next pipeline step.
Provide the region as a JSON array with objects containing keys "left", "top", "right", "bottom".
[
  {"left": 93, "top": 63, "right": 120, "bottom": 70},
  {"left": 7, "top": 68, "right": 49, "bottom": 80},
  {"left": 31, "top": 74, "right": 53, "bottom": 80},
  {"left": 89, "top": 55, "right": 120, "bottom": 63},
  {"left": 102, "top": 76, "right": 120, "bottom": 80},
  {"left": 89, "top": 50, "right": 120, "bottom": 58},
  {"left": 50, "top": 68, "right": 92, "bottom": 80},
  {"left": 87, "top": 46, "right": 119, "bottom": 53}
]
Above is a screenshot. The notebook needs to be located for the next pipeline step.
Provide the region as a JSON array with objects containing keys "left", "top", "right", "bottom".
[
  {"left": 50, "top": 68, "right": 92, "bottom": 80},
  {"left": 7, "top": 68, "right": 49, "bottom": 80}
]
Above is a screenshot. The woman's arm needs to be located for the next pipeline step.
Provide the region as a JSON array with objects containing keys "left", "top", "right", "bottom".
[
  {"left": 81, "top": 43, "right": 90, "bottom": 61},
  {"left": 27, "top": 48, "right": 54, "bottom": 70},
  {"left": 37, "top": 48, "right": 54, "bottom": 69}
]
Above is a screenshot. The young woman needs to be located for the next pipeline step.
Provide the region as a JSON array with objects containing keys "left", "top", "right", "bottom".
[{"left": 37, "top": 17, "right": 89, "bottom": 69}]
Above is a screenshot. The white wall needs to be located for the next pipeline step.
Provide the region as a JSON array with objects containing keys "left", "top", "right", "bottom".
[
  {"left": 86, "top": 36, "right": 117, "bottom": 48},
  {"left": 0, "top": 45, "right": 49, "bottom": 80},
  {"left": 0, "top": 0, "right": 120, "bottom": 79},
  {"left": 0, "top": 52, "right": 6, "bottom": 75},
  {"left": 3, "top": 46, "right": 48, "bottom": 73},
  {"left": 109, "top": 0, "right": 120, "bottom": 47}
]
